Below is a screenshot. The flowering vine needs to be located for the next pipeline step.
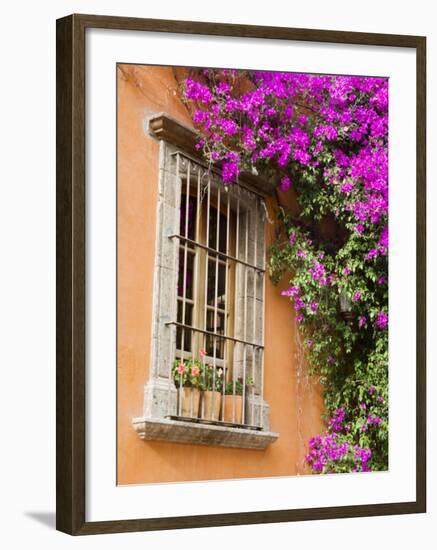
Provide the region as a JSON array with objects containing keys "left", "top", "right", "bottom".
[{"left": 182, "top": 68, "right": 388, "bottom": 473}]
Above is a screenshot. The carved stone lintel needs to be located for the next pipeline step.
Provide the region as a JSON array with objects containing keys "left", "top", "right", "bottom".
[
  {"left": 148, "top": 113, "right": 277, "bottom": 196},
  {"left": 149, "top": 112, "right": 200, "bottom": 155}
]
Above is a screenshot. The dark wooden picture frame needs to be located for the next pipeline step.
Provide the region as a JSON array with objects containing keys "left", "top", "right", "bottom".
[{"left": 56, "top": 13, "right": 426, "bottom": 535}]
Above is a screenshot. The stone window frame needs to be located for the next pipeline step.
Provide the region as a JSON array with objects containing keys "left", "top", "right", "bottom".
[{"left": 132, "top": 114, "right": 279, "bottom": 449}]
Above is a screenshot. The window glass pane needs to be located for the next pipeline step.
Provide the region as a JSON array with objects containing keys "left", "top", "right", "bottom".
[
  {"left": 208, "top": 206, "right": 227, "bottom": 252},
  {"left": 207, "top": 259, "right": 226, "bottom": 309},
  {"left": 178, "top": 249, "right": 195, "bottom": 300},
  {"left": 179, "top": 191, "right": 197, "bottom": 241},
  {"left": 176, "top": 301, "right": 193, "bottom": 352},
  {"left": 205, "top": 309, "right": 225, "bottom": 359}
]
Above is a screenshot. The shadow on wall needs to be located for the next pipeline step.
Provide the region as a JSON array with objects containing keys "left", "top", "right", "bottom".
[{"left": 24, "top": 511, "right": 56, "bottom": 530}]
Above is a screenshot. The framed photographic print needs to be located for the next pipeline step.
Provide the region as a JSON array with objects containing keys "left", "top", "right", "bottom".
[{"left": 56, "top": 14, "right": 426, "bottom": 535}]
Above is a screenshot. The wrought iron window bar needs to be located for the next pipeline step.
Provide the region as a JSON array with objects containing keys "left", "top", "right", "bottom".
[
  {"left": 166, "top": 321, "right": 263, "bottom": 350},
  {"left": 168, "top": 234, "right": 265, "bottom": 274},
  {"left": 166, "top": 415, "right": 262, "bottom": 431},
  {"left": 167, "top": 151, "right": 266, "bottom": 431}
]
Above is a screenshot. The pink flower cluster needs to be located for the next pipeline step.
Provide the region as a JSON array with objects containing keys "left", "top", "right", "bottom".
[
  {"left": 306, "top": 433, "right": 349, "bottom": 472},
  {"left": 308, "top": 259, "right": 328, "bottom": 286},
  {"left": 306, "top": 406, "right": 374, "bottom": 474},
  {"left": 184, "top": 70, "right": 388, "bottom": 258}
]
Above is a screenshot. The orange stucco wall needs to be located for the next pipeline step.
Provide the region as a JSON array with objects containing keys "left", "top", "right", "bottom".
[{"left": 117, "top": 64, "right": 325, "bottom": 485}]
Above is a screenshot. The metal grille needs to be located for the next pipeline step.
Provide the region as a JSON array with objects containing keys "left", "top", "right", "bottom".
[{"left": 166, "top": 152, "right": 265, "bottom": 430}]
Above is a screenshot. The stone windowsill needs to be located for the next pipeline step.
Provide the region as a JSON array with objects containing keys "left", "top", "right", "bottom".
[{"left": 132, "top": 416, "right": 279, "bottom": 450}]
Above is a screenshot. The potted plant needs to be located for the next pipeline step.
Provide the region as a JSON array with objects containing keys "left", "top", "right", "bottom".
[
  {"left": 172, "top": 358, "right": 203, "bottom": 418},
  {"left": 200, "top": 364, "right": 224, "bottom": 421},
  {"left": 223, "top": 377, "right": 254, "bottom": 424}
]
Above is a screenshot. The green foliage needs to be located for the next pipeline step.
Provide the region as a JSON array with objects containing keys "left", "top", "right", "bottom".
[
  {"left": 268, "top": 214, "right": 388, "bottom": 471},
  {"left": 202, "top": 364, "right": 224, "bottom": 392},
  {"left": 224, "top": 377, "right": 254, "bottom": 396}
]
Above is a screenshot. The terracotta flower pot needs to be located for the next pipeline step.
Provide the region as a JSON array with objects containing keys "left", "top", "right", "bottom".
[
  {"left": 201, "top": 390, "right": 222, "bottom": 421},
  {"left": 179, "top": 387, "right": 200, "bottom": 418},
  {"left": 223, "top": 394, "right": 243, "bottom": 424}
]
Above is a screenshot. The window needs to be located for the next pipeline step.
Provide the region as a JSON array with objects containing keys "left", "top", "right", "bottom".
[
  {"left": 132, "top": 114, "right": 278, "bottom": 449},
  {"left": 175, "top": 181, "right": 234, "bottom": 364}
]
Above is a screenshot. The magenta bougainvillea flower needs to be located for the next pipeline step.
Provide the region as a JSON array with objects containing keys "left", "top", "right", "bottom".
[
  {"left": 281, "top": 175, "right": 292, "bottom": 192},
  {"left": 184, "top": 71, "right": 388, "bottom": 260},
  {"left": 358, "top": 315, "right": 367, "bottom": 328},
  {"left": 183, "top": 69, "right": 389, "bottom": 474},
  {"left": 375, "top": 311, "right": 388, "bottom": 330},
  {"left": 353, "top": 291, "right": 362, "bottom": 302}
]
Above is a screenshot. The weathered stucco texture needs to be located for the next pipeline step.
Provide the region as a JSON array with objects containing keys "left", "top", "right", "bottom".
[{"left": 117, "top": 64, "right": 325, "bottom": 485}]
